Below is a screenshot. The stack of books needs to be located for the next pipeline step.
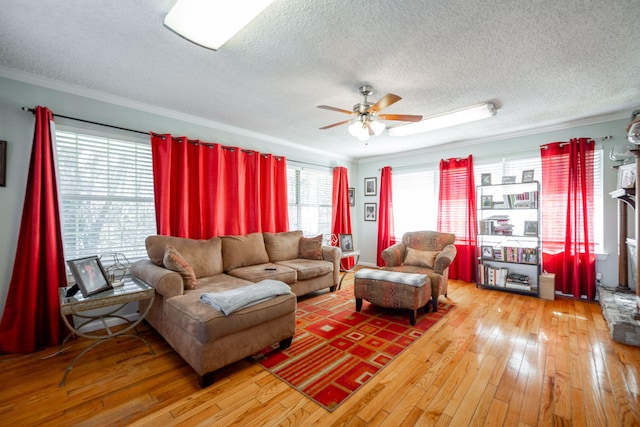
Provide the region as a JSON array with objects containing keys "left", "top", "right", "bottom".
[
  {"left": 505, "top": 273, "right": 530, "bottom": 291},
  {"left": 488, "top": 215, "right": 513, "bottom": 235}
]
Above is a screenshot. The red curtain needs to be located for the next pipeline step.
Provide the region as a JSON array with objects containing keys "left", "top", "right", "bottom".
[
  {"left": 540, "top": 138, "right": 595, "bottom": 299},
  {"left": 150, "top": 134, "right": 288, "bottom": 238},
  {"left": 438, "top": 155, "right": 477, "bottom": 282},
  {"left": 331, "top": 167, "right": 353, "bottom": 269},
  {"left": 377, "top": 166, "right": 395, "bottom": 266},
  {"left": 0, "top": 106, "right": 67, "bottom": 353}
]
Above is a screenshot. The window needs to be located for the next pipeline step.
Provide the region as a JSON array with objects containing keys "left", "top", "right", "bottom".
[
  {"left": 287, "top": 165, "right": 333, "bottom": 239},
  {"left": 392, "top": 168, "right": 438, "bottom": 240},
  {"left": 55, "top": 128, "right": 156, "bottom": 263},
  {"left": 474, "top": 148, "right": 603, "bottom": 250}
]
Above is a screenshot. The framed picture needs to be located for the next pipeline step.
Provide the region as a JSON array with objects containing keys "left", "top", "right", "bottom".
[
  {"left": 522, "top": 169, "right": 534, "bottom": 183},
  {"left": 502, "top": 175, "right": 516, "bottom": 184},
  {"left": 364, "top": 202, "right": 377, "bottom": 221},
  {"left": 618, "top": 163, "right": 636, "bottom": 189},
  {"left": 481, "top": 173, "right": 491, "bottom": 186},
  {"left": 481, "top": 245, "right": 493, "bottom": 259},
  {"left": 339, "top": 234, "right": 354, "bottom": 251},
  {"left": 0, "top": 141, "right": 6, "bottom": 187},
  {"left": 348, "top": 187, "right": 355, "bottom": 206},
  {"left": 523, "top": 221, "right": 538, "bottom": 236},
  {"left": 364, "top": 177, "right": 377, "bottom": 196},
  {"left": 481, "top": 195, "right": 493, "bottom": 209},
  {"left": 67, "top": 256, "right": 112, "bottom": 297}
]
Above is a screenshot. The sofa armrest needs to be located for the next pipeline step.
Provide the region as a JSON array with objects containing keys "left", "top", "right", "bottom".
[
  {"left": 322, "top": 245, "right": 341, "bottom": 286},
  {"left": 381, "top": 242, "right": 406, "bottom": 267},
  {"left": 434, "top": 244, "right": 457, "bottom": 274},
  {"left": 131, "top": 259, "right": 184, "bottom": 299}
]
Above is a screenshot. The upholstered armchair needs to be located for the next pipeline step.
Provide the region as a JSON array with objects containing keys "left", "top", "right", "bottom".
[{"left": 381, "top": 231, "right": 457, "bottom": 310}]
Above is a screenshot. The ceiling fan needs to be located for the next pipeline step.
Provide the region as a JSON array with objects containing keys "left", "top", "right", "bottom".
[{"left": 317, "top": 85, "right": 423, "bottom": 142}]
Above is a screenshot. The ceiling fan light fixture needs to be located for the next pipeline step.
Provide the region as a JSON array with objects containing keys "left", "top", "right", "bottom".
[
  {"left": 164, "top": 0, "right": 275, "bottom": 50},
  {"left": 628, "top": 122, "right": 640, "bottom": 145},
  {"left": 388, "top": 102, "right": 497, "bottom": 136},
  {"left": 369, "top": 120, "right": 385, "bottom": 136}
]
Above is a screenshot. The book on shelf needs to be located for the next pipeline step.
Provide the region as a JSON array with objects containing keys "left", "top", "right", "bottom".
[
  {"left": 506, "top": 272, "right": 529, "bottom": 284},
  {"left": 505, "top": 282, "right": 531, "bottom": 291}
]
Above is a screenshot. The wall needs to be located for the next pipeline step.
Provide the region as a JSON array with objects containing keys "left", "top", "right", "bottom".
[
  {"left": 353, "top": 117, "right": 632, "bottom": 290},
  {"left": 0, "top": 75, "right": 354, "bottom": 316}
]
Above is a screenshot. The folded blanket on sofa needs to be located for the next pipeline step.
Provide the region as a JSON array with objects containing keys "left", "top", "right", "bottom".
[{"left": 200, "top": 279, "right": 291, "bottom": 315}]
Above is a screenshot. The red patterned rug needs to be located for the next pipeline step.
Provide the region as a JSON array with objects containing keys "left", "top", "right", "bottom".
[{"left": 252, "top": 286, "right": 453, "bottom": 411}]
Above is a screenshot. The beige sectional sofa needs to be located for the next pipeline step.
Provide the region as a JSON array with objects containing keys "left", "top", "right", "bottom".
[{"left": 131, "top": 230, "right": 341, "bottom": 386}]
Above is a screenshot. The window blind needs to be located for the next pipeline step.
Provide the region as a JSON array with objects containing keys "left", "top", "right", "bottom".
[
  {"left": 55, "top": 130, "right": 156, "bottom": 263},
  {"left": 392, "top": 169, "right": 438, "bottom": 239},
  {"left": 287, "top": 166, "right": 333, "bottom": 239}
]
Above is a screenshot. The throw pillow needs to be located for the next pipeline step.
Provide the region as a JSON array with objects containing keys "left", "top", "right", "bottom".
[
  {"left": 402, "top": 247, "right": 439, "bottom": 268},
  {"left": 163, "top": 244, "right": 198, "bottom": 290},
  {"left": 299, "top": 234, "right": 323, "bottom": 260}
]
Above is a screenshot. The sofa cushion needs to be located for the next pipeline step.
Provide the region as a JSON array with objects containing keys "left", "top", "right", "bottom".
[
  {"left": 299, "top": 234, "right": 323, "bottom": 260},
  {"left": 163, "top": 244, "right": 198, "bottom": 290},
  {"left": 165, "top": 277, "right": 296, "bottom": 343},
  {"left": 221, "top": 232, "right": 270, "bottom": 271},
  {"left": 403, "top": 248, "right": 439, "bottom": 268},
  {"left": 146, "top": 235, "right": 223, "bottom": 278},
  {"left": 276, "top": 258, "right": 333, "bottom": 281},
  {"left": 227, "top": 263, "right": 297, "bottom": 284},
  {"left": 263, "top": 230, "right": 303, "bottom": 262}
]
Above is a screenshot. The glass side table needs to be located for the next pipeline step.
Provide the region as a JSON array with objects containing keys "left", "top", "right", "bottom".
[
  {"left": 53, "top": 277, "right": 155, "bottom": 386},
  {"left": 338, "top": 250, "right": 360, "bottom": 290}
]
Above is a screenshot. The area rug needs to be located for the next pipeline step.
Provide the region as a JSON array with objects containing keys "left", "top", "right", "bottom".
[{"left": 252, "top": 287, "right": 453, "bottom": 411}]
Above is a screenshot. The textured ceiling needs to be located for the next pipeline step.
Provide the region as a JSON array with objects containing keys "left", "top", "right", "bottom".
[{"left": 1, "top": 0, "right": 639, "bottom": 160}]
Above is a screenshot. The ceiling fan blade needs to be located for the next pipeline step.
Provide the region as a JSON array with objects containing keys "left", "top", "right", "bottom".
[
  {"left": 378, "top": 113, "right": 423, "bottom": 122},
  {"left": 369, "top": 93, "right": 401, "bottom": 112},
  {"left": 320, "top": 119, "right": 351, "bottom": 129},
  {"left": 317, "top": 105, "right": 353, "bottom": 115}
]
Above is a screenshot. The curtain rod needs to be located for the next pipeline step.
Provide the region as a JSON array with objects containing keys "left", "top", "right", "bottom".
[
  {"left": 22, "top": 107, "right": 149, "bottom": 136},
  {"left": 22, "top": 107, "right": 331, "bottom": 169}
]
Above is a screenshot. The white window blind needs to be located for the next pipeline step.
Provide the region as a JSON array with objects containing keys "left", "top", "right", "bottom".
[
  {"left": 392, "top": 168, "right": 438, "bottom": 240},
  {"left": 55, "top": 129, "right": 156, "bottom": 263},
  {"left": 287, "top": 166, "right": 333, "bottom": 239}
]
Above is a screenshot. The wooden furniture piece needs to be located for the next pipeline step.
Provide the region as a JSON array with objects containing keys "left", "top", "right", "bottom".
[{"left": 55, "top": 278, "right": 155, "bottom": 386}]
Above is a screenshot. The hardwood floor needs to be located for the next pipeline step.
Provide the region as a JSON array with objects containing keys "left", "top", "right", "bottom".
[{"left": 1, "top": 277, "right": 639, "bottom": 426}]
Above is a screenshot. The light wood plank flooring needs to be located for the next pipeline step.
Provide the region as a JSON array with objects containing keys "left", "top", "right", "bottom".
[{"left": 1, "top": 277, "right": 639, "bottom": 426}]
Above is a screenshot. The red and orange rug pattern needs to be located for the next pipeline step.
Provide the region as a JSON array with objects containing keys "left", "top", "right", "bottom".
[{"left": 253, "top": 288, "right": 453, "bottom": 411}]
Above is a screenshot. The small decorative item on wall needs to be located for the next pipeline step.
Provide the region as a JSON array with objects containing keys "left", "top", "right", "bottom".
[
  {"left": 502, "top": 175, "right": 516, "bottom": 184},
  {"left": 481, "top": 173, "right": 491, "bottom": 186},
  {"left": 348, "top": 187, "right": 355, "bottom": 206},
  {"left": 67, "top": 255, "right": 113, "bottom": 297},
  {"left": 364, "top": 177, "right": 377, "bottom": 196},
  {"left": 364, "top": 202, "right": 377, "bottom": 221},
  {"left": 339, "top": 234, "right": 354, "bottom": 251},
  {"left": 618, "top": 163, "right": 636, "bottom": 189},
  {"left": 0, "top": 140, "right": 6, "bottom": 187},
  {"left": 521, "top": 170, "right": 535, "bottom": 183}
]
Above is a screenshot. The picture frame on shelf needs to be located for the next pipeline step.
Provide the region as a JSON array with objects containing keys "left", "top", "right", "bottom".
[
  {"left": 67, "top": 255, "right": 112, "bottom": 297},
  {"left": 481, "top": 246, "right": 493, "bottom": 259},
  {"left": 364, "top": 203, "right": 377, "bottom": 221},
  {"left": 618, "top": 163, "right": 636, "bottom": 189},
  {"left": 348, "top": 187, "right": 355, "bottom": 206},
  {"left": 522, "top": 169, "right": 534, "bottom": 183},
  {"left": 523, "top": 221, "right": 538, "bottom": 236},
  {"left": 339, "top": 234, "right": 354, "bottom": 251},
  {"left": 481, "top": 195, "right": 493, "bottom": 209},
  {"left": 364, "top": 177, "right": 377, "bottom": 196},
  {"left": 502, "top": 175, "right": 516, "bottom": 184},
  {"left": 481, "top": 173, "right": 491, "bottom": 186}
]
